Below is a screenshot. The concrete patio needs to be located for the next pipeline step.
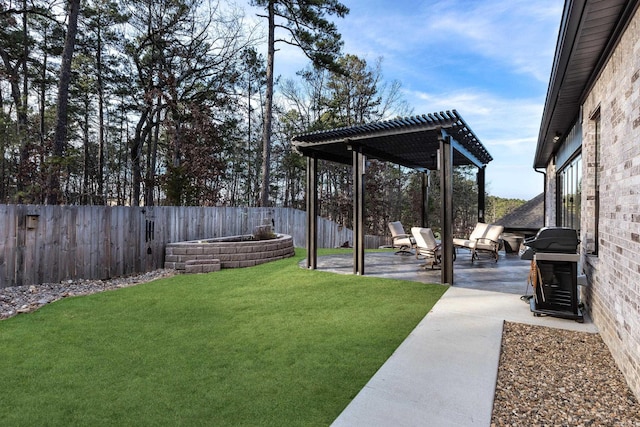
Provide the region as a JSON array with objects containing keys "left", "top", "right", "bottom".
[
  {"left": 303, "top": 250, "right": 599, "bottom": 426},
  {"left": 308, "top": 249, "right": 534, "bottom": 294}
]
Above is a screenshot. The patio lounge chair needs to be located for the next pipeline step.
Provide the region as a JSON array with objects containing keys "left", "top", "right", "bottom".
[
  {"left": 453, "top": 222, "right": 504, "bottom": 263},
  {"left": 411, "top": 227, "right": 441, "bottom": 269},
  {"left": 388, "top": 221, "right": 413, "bottom": 255}
]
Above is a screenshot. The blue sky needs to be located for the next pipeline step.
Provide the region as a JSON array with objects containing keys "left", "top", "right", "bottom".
[{"left": 250, "top": 0, "right": 564, "bottom": 200}]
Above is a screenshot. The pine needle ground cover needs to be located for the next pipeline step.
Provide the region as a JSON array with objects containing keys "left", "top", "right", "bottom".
[{"left": 0, "top": 249, "right": 446, "bottom": 426}]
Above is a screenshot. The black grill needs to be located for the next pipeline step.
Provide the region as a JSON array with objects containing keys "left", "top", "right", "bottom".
[{"left": 522, "top": 227, "right": 583, "bottom": 322}]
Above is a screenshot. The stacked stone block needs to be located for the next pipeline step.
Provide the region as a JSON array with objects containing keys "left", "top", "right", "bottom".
[
  {"left": 164, "top": 234, "right": 295, "bottom": 273},
  {"left": 185, "top": 259, "right": 221, "bottom": 274}
]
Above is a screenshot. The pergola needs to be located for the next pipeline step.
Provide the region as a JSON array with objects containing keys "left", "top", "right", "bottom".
[{"left": 291, "top": 110, "right": 493, "bottom": 284}]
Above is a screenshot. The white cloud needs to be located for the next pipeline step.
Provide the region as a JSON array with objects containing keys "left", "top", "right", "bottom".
[
  {"left": 407, "top": 88, "right": 543, "bottom": 142},
  {"left": 406, "top": 87, "right": 546, "bottom": 199},
  {"left": 339, "top": 0, "right": 563, "bottom": 83}
]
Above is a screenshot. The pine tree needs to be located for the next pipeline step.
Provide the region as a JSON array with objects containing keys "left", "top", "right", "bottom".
[
  {"left": 47, "top": 0, "right": 81, "bottom": 204},
  {"left": 251, "top": 0, "right": 348, "bottom": 207}
]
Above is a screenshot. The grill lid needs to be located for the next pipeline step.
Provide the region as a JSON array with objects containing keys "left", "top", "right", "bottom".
[{"left": 524, "top": 227, "right": 579, "bottom": 253}]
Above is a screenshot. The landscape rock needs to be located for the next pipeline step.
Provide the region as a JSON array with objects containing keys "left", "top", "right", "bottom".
[{"left": 0, "top": 269, "right": 174, "bottom": 320}]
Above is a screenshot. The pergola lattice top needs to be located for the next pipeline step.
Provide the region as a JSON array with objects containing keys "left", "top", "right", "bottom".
[{"left": 292, "top": 110, "right": 492, "bottom": 170}]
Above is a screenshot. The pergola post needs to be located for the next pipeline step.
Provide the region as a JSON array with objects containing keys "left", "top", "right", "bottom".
[
  {"left": 439, "top": 133, "right": 454, "bottom": 285},
  {"left": 305, "top": 155, "right": 318, "bottom": 269},
  {"left": 352, "top": 145, "right": 365, "bottom": 275},
  {"left": 477, "top": 166, "right": 486, "bottom": 223},
  {"left": 421, "top": 171, "right": 429, "bottom": 227}
]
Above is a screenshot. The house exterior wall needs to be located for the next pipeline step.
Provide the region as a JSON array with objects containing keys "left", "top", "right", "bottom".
[{"left": 577, "top": 5, "right": 640, "bottom": 398}]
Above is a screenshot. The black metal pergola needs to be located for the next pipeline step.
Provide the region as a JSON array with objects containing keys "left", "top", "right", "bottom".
[{"left": 291, "top": 110, "right": 493, "bottom": 284}]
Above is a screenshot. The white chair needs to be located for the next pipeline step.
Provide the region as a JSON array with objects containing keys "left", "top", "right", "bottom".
[
  {"left": 453, "top": 222, "right": 504, "bottom": 262},
  {"left": 388, "top": 221, "right": 413, "bottom": 255},
  {"left": 411, "top": 227, "right": 441, "bottom": 269}
]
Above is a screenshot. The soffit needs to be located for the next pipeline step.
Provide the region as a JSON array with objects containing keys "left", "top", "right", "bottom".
[{"left": 535, "top": 0, "right": 639, "bottom": 168}]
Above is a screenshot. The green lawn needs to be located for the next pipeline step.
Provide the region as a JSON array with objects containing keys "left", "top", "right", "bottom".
[{"left": 0, "top": 249, "right": 446, "bottom": 426}]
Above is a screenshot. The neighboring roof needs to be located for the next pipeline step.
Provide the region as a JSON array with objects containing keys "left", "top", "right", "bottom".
[
  {"left": 291, "top": 110, "right": 492, "bottom": 171},
  {"left": 495, "top": 193, "right": 544, "bottom": 231},
  {"left": 534, "top": 0, "right": 640, "bottom": 169}
]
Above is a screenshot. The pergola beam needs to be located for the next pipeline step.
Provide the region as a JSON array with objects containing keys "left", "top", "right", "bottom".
[
  {"left": 449, "top": 136, "right": 485, "bottom": 169},
  {"left": 358, "top": 144, "right": 428, "bottom": 171}
]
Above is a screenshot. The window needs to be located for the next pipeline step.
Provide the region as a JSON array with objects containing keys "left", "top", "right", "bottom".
[
  {"left": 557, "top": 154, "right": 581, "bottom": 231},
  {"left": 589, "top": 110, "right": 601, "bottom": 255}
]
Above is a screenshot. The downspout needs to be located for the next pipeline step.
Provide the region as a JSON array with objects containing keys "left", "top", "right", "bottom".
[{"left": 534, "top": 167, "right": 547, "bottom": 227}]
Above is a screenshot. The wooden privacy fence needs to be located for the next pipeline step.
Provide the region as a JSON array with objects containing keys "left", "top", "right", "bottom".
[{"left": 0, "top": 205, "right": 388, "bottom": 287}]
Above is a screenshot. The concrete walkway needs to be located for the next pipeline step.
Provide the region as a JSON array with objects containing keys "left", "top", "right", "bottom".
[{"left": 312, "top": 253, "right": 598, "bottom": 426}]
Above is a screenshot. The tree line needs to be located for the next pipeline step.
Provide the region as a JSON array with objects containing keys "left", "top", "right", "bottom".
[{"left": 0, "top": 0, "right": 523, "bottom": 237}]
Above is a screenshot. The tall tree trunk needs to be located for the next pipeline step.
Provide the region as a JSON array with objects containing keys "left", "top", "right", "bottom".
[
  {"left": 39, "top": 28, "right": 47, "bottom": 150},
  {"left": 96, "top": 23, "right": 105, "bottom": 205},
  {"left": 47, "top": 0, "right": 81, "bottom": 205},
  {"left": 145, "top": 99, "right": 161, "bottom": 207},
  {"left": 130, "top": 111, "right": 148, "bottom": 207},
  {"left": 82, "top": 95, "right": 90, "bottom": 204},
  {"left": 247, "top": 73, "right": 252, "bottom": 206},
  {"left": 0, "top": 48, "right": 28, "bottom": 150},
  {"left": 15, "top": 0, "right": 29, "bottom": 198},
  {"left": 259, "top": 0, "right": 275, "bottom": 207},
  {"left": 0, "top": 87, "right": 5, "bottom": 201},
  {"left": 118, "top": 97, "right": 128, "bottom": 205},
  {"left": 21, "top": 0, "right": 28, "bottom": 124}
]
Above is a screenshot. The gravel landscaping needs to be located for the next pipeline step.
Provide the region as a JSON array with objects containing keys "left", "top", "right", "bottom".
[
  {"left": 0, "top": 270, "right": 174, "bottom": 320},
  {"left": 492, "top": 321, "right": 640, "bottom": 426}
]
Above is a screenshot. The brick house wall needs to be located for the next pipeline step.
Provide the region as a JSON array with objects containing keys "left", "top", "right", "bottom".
[{"left": 577, "top": 5, "right": 640, "bottom": 398}]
